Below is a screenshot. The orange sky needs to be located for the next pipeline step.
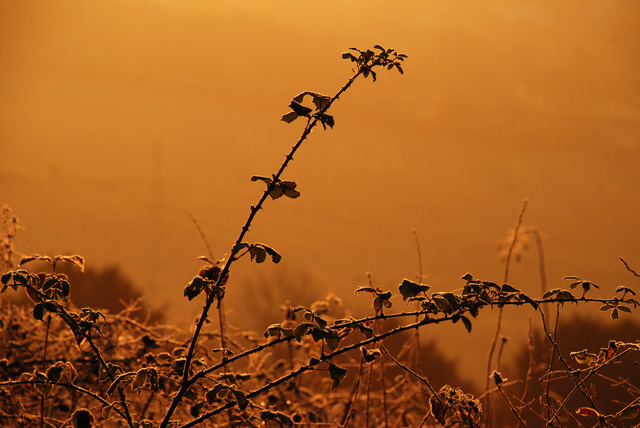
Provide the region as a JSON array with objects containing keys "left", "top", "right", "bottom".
[{"left": 1, "top": 0, "right": 639, "bottom": 387}]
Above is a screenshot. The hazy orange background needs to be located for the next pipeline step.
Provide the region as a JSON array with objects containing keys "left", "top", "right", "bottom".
[{"left": 2, "top": 1, "right": 639, "bottom": 387}]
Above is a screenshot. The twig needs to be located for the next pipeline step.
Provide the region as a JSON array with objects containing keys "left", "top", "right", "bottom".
[
  {"left": 532, "top": 229, "right": 549, "bottom": 317},
  {"left": 496, "top": 383, "right": 529, "bottom": 427},
  {"left": 379, "top": 344, "right": 439, "bottom": 398},
  {"left": 411, "top": 229, "right": 423, "bottom": 372},
  {"left": 518, "top": 317, "right": 535, "bottom": 417},
  {"left": 620, "top": 257, "right": 640, "bottom": 277},
  {"left": 412, "top": 229, "right": 424, "bottom": 283},
  {"left": 497, "top": 335, "right": 509, "bottom": 372},
  {"left": 184, "top": 208, "right": 215, "bottom": 261},
  {"left": 542, "top": 304, "right": 561, "bottom": 425},
  {"left": 477, "top": 379, "right": 522, "bottom": 401},
  {"left": 504, "top": 199, "right": 528, "bottom": 288},
  {"left": 365, "top": 362, "right": 373, "bottom": 428},
  {"left": 340, "top": 355, "right": 364, "bottom": 427},
  {"left": 416, "top": 414, "right": 429, "bottom": 428},
  {"left": 184, "top": 208, "right": 229, "bottom": 378}
]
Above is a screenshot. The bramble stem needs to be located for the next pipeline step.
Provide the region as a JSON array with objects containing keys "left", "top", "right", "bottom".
[{"left": 160, "top": 66, "right": 364, "bottom": 428}]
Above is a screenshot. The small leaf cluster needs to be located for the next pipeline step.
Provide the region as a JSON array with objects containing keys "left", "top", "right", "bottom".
[
  {"left": 281, "top": 91, "right": 334, "bottom": 129},
  {"left": 1, "top": 270, "right": 70, "bottom": 305},
  {"left": 542, "top": 287, "right": 577, "bottom": 304},
  {"left": 233, "top": 242, "right": 281, "bottom": 264},
  {"left": 251, "top": 175, "right": 300, "bottom": 200},
  {"left": 67, "top": 307, "right": 107, "bottom": 345},
  {"left": 600, "top": 286, "right": 638, "bottom": 320},
  {"left": 355, "top": 286, "right": 393, "bottom": 314},
  {"left": 19, "top": 253, "right": 85, "bottom": 272},
  {"left": 571, "top": 340, "right": 639, "bottom": 366},
  {"left": 19, "top": 361, "right": 78, "bottom": 396},
  {"left": 108, "top": 367, "right": 160, "bottom": 396},
  {"left": 184, "top": 274, "right": 225, "bottom": 302},
  {"left": 564, "top": 275, "right": 600, "bottom": 296},
  {"left": 342, "top": 45, "right": 407, "bottom": 81},
  {"left": 401, "top": 274, "right": 538, "bottom": 333},
  {"left": 542, "top": 279, "right": 640, "bottom": 320},
  {"left": 205, "top": 383, "right": 249, "bottom": 411},
  {"left": 184, "top": 263, "right": 230, "bottom": 302},
  {"left": 0, "top": 271, "right": 103, "bottom": 342},
  {"left": 264, "top": 307, "right": 341, "bottom": 352}
]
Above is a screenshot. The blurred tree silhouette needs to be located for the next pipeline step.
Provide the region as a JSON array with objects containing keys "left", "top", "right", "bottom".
[
  {"left": 9, "top": 263, "right": 163, "bottom": 322},
  {"left": 62, "top": 264, "right": 164, "bottom": 322}
]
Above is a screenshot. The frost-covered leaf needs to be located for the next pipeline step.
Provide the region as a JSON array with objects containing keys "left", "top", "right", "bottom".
[
  {"left": 361, "top": 347, "right": 381, "bottom": 363},
  {"left": 501, "top": 284, "right": 520, "bottom": 293},
  {"left": 399, "top": 279, "right": 430, "bottom": 300},
  {"left": 325, "top": 330, "right": 340, "bottom": 351},
  {"left": 616, "top": 404, "right": 640, "bottom": 419},
  {"left": 328, "top": 363, "right": 347, "bottom": 389},
  {"left": 355, "top": 286, "right": 377, "bottom": 294},
  {"left": 616, "top": 286, "right": 636, "bottom": 296},
  {"left": 461, "top": 273, "right": 474, "bottom": 282},
  {"left": 281, "top": 111, "right": 299, "bottom": 123},
  {"left": 289, "top": 101, "right": 312, "bottom": 117},
  {"left": 576, "top": 407, "right": 600, "bottom": 417},
  {"left": 460, "top": 316, "right": 472, "bottom": 333},
  {"left": 184, "top": 276, "right": 207, "bottom": 301},
  {"left": 233, "top": 389, "right": 249, "bottom": 410},
  {"left": 490, "top": 370, "right": 506, "bottom": 385},
  {"left": 570, "top": 349, "right": 598, "bottom": 365}
]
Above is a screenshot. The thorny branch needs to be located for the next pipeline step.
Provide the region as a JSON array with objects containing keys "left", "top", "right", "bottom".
[{"left": 161, "top": 46, "right": 406, "bottom": 428}]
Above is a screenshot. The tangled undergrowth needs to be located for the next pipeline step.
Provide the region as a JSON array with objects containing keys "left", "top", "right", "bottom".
[{"left": 1, "top": 46, "right": 639, "bottom": 428}]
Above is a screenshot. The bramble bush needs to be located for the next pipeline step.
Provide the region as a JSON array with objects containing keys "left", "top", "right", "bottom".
[{"left": 1, "top": 46, "right": 639, "bottom": 428}]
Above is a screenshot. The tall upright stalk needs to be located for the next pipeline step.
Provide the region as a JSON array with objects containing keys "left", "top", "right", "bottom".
[
  {"left": 412, "top": 229, "right": 423, "bottom": 371},
  {"left": 484, "top": 199, "right": 528, "bottom": 423}
]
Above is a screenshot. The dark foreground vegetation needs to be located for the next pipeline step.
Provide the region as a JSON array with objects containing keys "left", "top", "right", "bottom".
[{"left": 1, "top": 47, "right": 639, "bottom": 428}]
